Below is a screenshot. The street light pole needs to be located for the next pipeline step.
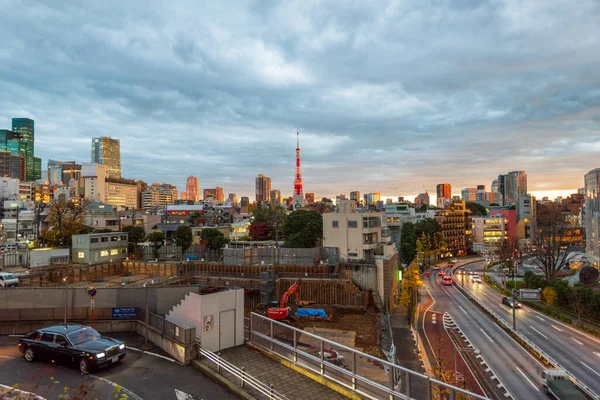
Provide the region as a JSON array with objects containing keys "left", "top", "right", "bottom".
[
  {"left": 144, "top": 282, "right": 149, "bottom": 349},
  {"left": 63, "top": 277, "right": 68, "bottom": 324}
]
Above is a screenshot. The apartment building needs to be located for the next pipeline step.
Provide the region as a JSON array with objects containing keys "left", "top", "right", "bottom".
[{"left": 436, "top": 201, "right": 472, "bottom": 255}]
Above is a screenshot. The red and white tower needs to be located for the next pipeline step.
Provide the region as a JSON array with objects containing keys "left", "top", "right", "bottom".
[{"left": 293, "top": 131, "right": 304, "bottom": 210}]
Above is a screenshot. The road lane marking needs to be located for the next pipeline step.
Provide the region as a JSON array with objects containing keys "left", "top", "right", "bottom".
[
  {"left": 527, "top": 308, "right": 600, "bottom": 345},
  {"left": 581, "top": 362, "right": 600, "bottom": 378},
  {"left": 480, "top": 328, "right": 495, "bottom": 343},
  {"left": 551, "top": 325, "right": 563, "bottom": 332},
  {"left": 530, "top": 326, "right": 548, "bottom": 339},
  {"left": 0, "top": 384, "right": 47, "bottom": 400},
  {"left": 459, "top": 306, "right": 468, "bottom": 315},
  {"left": 535, "top": 316, "right": 545, "bottom": 322},
  {"left": 594, "top": 352, "right": 600, "bottom": 358},
  {"left": 515, "top": 366, "right": 539, "bottom": 391},
  {"left": 89, "top": 374, "right": 144, "bottom": 400},
  {"left": 571, "top": 337, "right": 584, "bottom": 346}
]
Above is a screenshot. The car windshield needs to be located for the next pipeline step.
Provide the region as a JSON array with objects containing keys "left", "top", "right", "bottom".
[
  {"left": 67, "top": 327, "right": 101, "bottom": 345},
  {"left": 2, "top": 274, "right": 16, "bottom": 279}
]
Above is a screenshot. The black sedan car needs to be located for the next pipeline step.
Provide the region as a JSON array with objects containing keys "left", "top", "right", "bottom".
[{"left": 18, "top": 324, "right": 126, "bottom": 373}]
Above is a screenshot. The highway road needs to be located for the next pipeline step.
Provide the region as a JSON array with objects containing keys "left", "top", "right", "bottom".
[
  {"left": 458, "top": 261, "right": 600, "bottom": 397},
  {"left": 0, "top": 333, "right": 235, "bottom": 400},
  {"left": 424, "top": 261, "right": 547, "bottom": 399}
]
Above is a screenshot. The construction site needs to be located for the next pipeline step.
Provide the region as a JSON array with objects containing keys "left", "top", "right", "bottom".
[{"left": 11, "top": 259, "right": 388, "bottom": 360}]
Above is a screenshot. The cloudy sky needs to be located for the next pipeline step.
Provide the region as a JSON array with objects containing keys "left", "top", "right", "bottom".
[{"left": 2, "top": 0, "right": 600, "bottom": 201}]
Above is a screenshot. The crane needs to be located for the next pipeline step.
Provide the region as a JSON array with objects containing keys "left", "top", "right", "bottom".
[
  {"left": 422, "top": 184, "right": 429, "bottom": 195},
  {"left": 267, "top": 282, "right": 300, "bottom": 321}
]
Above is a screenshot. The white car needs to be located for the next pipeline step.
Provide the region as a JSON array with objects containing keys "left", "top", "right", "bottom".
[
  {"left": 472, "top": 276, "right": 482, "bottom": 283},
  {"left": 0, "top": 272, "right": 19, "bottom": 287}
]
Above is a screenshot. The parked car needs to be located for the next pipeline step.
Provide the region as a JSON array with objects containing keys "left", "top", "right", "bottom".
[
  {"left": 185, "top": 254, "right": 200, "bottom": 261},
  {"left": 0, "top": 272, "right": 19, "bottom": 287},
  {"left": 18, "top": 324, "right": 126, "bottom": 373},
  {"left": 442, "top": 276, "right": 453, "bottom": 286},
  {"left": 501, "top": 296, "right": 521, "bottom": 308}
]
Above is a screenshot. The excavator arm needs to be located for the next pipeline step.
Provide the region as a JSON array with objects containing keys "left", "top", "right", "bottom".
[{"left": 279, "top": 282, "right": 299, "bottom": 307}]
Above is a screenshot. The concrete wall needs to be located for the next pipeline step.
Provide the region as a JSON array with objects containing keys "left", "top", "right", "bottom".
[
  {"left": 347, "top": 264, "right": 377, "bottom": 293},
  {"left": 0, "top": 286, "right": 200, "bottom": 315}
]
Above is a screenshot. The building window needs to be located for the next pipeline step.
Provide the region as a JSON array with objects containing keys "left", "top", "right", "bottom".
[
  {"left": 90, "top": 238, "right": 99, "bottom": 244},
  {"left": 110, "top": 249, "right": 119, "bottom": 255},
  {"left": 100, "top": 250, "right": 109, "bottom": 257},
  {"left": 121, "top": 248, "right": 126, "bottom": 254},
  {"left": 111, "top": 236, "right": 118, "bottom": 242},
  {"left": 348, "top": 221, "right": 358, "bottom": 228},
  {"left": 120, "top": 236, "right": 127, "bottom": 241},
  {"left": 332, "top": 220, "right": 339, "bottom": 228},
  {"left": 76, "top": 238, "right": 84, "bottom": 244},
  {"left": 78, "top": 252, "right": 85, "bottom": 259},
  {"left": 348, "top": 252, "right": 358, "bottom": 257},
  {"left": 101, "top": 237, "right": 108, "bottom": 243}
]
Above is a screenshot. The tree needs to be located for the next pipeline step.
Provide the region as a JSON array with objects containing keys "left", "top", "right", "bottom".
[
  {"left": 252, "top": 204, "right": 287, "bottom": 241},
  {"left": 199, "top": 228, "right": 229, "bottom": 254},
  {"left": 174, "top": 226, "right": 193, "bottom": 258},
  {"left": 579, "top": 266, "right": 599, "bottom": 286},
  {"left": 541, "top": 286, "right": 557, "bottom": 306},
  {"left": 400, "top": 222, "right": 416, "bottom": 264},
  {"left": 42, "top": 198, "right": 90, "bottom": 247},
  {"left": 400, "top": 263, "right": 423, "bottom": 325},
  {"left": 530, "top": 204, "right": 575, "bottom": 282},
  {"left": 249, "top": 222, "right": 270, "bottom": 241},
  {"left": 187, "top": 212, "right": 206, "bottom": 226},
  {"left": 493, "top": 238, "right": 518, "bottom": 270},
  {"left": 147, "top": 231, "right": 165, "bottom": 259},
  {"left": 465, "top": 202, "right": 487, "bottom": 216},
  {"left": 122, "top": 226, "right": 145, "bottom": 258},
  {"left": 569, "top": 285, "right": 593, "bottom": 326},
  {"left": 281, "top": 210, "right": 323, "bottom": 248}
]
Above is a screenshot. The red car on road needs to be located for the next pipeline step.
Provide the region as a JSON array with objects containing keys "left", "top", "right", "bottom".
[
  {"left": 437, "top": 270, "right": 446, "bottom": 276},
  {"left": 442, "top": 276, "right": 453, "bottom": 286}
]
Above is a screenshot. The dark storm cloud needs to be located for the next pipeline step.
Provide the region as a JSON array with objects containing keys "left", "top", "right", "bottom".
[{"left": 2, "top": 0, "right": 600, "bottom": 199}]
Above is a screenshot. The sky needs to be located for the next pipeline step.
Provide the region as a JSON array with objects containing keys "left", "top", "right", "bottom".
[{"left": 1, "top": 0, "right": 599, "bottom": 201}]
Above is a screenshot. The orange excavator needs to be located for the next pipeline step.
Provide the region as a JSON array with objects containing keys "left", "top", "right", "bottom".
[{"left": 267, "top": 282, "right": 300, "bottom": 321}]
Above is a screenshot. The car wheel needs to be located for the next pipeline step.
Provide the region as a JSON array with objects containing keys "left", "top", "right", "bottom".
[
  {"left": 24, "top": 347, "right": 35, "bottom": 362},
  {"left": 79, "top": 358, "right": 90, "bottom": 374}
]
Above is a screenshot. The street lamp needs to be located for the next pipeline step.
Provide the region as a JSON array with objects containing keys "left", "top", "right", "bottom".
[
  {"left": 63, "top": 277, "right": 68, "bottom": 324},
  {"left": 454, "top": 347, "right": 480, "bottom": 385},
  {"left": 144, "top": 280, "right": 154, "bottom": 349}
]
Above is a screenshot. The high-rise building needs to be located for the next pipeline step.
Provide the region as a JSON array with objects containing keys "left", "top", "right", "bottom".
[
  {"left": 106, "top": 178, "right": 138, "bottom": 209},
  {"left": 203, "top": 187, "right": 224, "bottom": 203},
  {"left": 255, "top": 174, "right": 271, "bottom": 203},
  {"left": 498, "top": 170, "right": 527, "bottom": 206},
  {"left": 461, "top": 188, "right": 477, "bottom": 202},
  {"left": 305, "top": 192, "right": 315, "bottom": 204},
  {"left": 0, "top": 151, "right": 25, "bottom": 181},
  {"left": 349, "top": 191, "right": 361, "bottom": 204},
  {"left": 585, "top": 168, "right": 600, "bottom": 262},
  {"left": 228, "top": 193, "right": 238, "bottom": 204},
  {"left": 476, "top": 185, "right": 486, "bottom": 202},
  {"left": 91, "top": 137, "right": 121, "bottom": 179},
  {"left": 436, "top": 201, "right": 473, "bottom": 255},
  {"left": 82, "top": 163, "right": 109, "bottom": 203},
  {"left": 363, "top": 192, "right": 381, "bottom": 206},
  {"left": 240, "top": 196, "right": 249, "bottom": 213},
  {"left": 436, "top": 183, "right": 452, "bottom": 208},
  {"left": 185, "top": 176, "right": 199, "bottom": 202},
  {"left": 270, "top": 189, "right": 281, "bottom": 206},
  {"left": 47, "top": 160, "right": 81, "bottom": 186},
  {"left": 415, "top": 193, "right": 430, "bottom": 206},
  {"left": 11, "top": 118, "right": 39, "bottom": 181}
]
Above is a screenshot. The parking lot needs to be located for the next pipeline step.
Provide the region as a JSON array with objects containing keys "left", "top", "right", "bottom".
[{"left": 0, "top": 332, "right": 236, "bottom": 400}]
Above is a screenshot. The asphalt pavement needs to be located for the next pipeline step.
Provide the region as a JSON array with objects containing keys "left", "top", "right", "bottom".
[
  {"left": 0, "top": 334, "right": 236, "bottom": 400},
  {"left": 423, "top": 262, "right": 547, "bottom": 399},
  {"left": 459, "top": 262, "right": 600, "bottom": 398}
]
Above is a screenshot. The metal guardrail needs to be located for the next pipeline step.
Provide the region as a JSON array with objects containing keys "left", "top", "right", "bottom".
[
  {"left": 450, "top": 268, "right": 600, "bottom": 400},
  {"left": 249, "top": 312, "right": 489, "bottom": 400},
  {"left": 196, "top": 343, "right": 290, "bottom": 400}
]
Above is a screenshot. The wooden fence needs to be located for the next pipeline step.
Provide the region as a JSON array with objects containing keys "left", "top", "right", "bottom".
[{"left": 276, "top": 278, "right": 371, "bottom": 307}]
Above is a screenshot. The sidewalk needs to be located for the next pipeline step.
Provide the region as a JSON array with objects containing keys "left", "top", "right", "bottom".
[
  {"left": 391, "top": 305, "right": 427, "bottom": 395},
  {"left": 194, "top": 344, "right": 349, "bottom": 400}
]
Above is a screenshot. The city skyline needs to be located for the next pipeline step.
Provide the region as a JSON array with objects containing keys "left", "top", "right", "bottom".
[{"left": 2, "top": 2, "right": 599, "bottom": 199}]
